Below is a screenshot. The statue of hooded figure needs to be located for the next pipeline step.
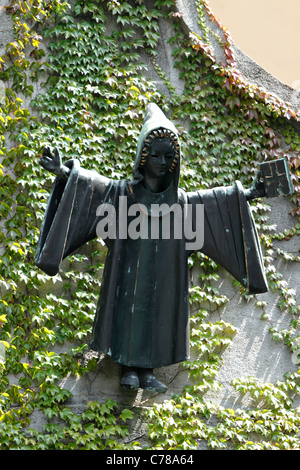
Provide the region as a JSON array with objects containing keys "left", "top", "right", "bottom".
[{"left": 36, "top": 103, "right": 269, "bottom": 392}]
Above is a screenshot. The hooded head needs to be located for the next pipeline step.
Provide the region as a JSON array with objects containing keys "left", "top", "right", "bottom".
[{"left": 133, "top": 103, "right": 181, "bottom": 190}]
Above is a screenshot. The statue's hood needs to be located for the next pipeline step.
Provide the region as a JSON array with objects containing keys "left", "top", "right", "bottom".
[{"left": 133, "top": 103, "right": 181, "bottom": 189}]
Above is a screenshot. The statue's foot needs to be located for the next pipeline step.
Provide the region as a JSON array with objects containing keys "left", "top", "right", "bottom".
[
  {"left": 139, "top": 369, "right": 168, "bottom": 393},
  {"left": 120, "top": 367, "right": 139, "bottom": 391}
]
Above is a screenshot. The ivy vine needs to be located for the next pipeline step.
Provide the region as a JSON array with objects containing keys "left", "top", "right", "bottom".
[{"left": 0, "top": 0, "right": 299, "bottom": 450}]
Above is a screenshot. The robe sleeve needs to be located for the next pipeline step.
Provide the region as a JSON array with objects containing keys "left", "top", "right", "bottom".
[
  {"left": 187, "top": 181, "right": 268, "bottom": 294},
  {"left": 35, "top": 158, "right": 117, "bottom": 276}
]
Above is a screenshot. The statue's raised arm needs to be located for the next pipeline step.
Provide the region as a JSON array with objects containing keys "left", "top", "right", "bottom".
[{"left": 40, "top": 146, "right": 70, "bottom": 180}]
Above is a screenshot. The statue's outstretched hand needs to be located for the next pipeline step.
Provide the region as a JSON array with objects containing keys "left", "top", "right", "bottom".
[
  {"left": 40, "top": 147, "right": 70, "bottom": 180},
  {"left": 40, "top": 147, "right": 61, "bottom": 175},
  {"left": 245, "top": 170, "right": 266, "bottom": 201}
]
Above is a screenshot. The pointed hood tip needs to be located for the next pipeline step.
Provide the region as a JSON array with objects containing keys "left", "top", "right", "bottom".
[
  {"left": 143, "top": 102, "right": 167, "bottom": 123},
  {"left": 143, "top": 103, "right": 177, "bottom": 132}
]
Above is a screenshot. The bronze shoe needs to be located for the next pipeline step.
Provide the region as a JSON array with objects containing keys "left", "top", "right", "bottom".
[
  {"left": 139, "top": 369, "right": 167, "bottom": 393},
  {"left": 120, "top": 367, "right": 139, "bottom": 391}
]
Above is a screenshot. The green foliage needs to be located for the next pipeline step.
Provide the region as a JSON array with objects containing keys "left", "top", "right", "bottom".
[{"left": 0, "top": 0, "right": 300, "bottom": 450}]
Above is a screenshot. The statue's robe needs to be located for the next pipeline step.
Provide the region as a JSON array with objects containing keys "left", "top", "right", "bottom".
[
  {"left": 35, "top": 158, "right": 267, "bottom": 369},
  {"left": 36, "top": 103, "right": 267, "bottom": 369}
]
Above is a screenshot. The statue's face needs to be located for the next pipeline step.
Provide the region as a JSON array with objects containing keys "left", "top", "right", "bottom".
[{"left": 143, "top": 139, "right": 174, "bottom": 179}]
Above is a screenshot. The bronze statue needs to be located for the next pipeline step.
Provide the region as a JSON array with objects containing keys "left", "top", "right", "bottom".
[{"left": 35, "top": 103, "right": 293, "bottom": 392}]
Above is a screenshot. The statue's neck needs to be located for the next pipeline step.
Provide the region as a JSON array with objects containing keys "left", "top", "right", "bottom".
[{"left": 142, "top": 174, "right": 164, "bottom": 193}]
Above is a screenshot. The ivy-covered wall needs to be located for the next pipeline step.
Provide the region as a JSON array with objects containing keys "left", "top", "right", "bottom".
[{"left": 0, "top": 0, "right": 300, "bottom": 450}]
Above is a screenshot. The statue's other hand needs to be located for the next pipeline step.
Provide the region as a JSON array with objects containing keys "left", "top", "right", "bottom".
[
  {"left": 40, "top": 146, "right": 62, "bottom": 176},
  {"left": 245, "top": 170, "right": 266, "bottom": 201},
  {"left": 252, "top": 170, "right": 266, "bottom": 198}
]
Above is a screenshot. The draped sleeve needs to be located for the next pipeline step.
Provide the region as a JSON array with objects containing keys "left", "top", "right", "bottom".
[
  {"left": 187, "top": 181, "right": 268, "bottom": 294},
  {"left": 35, "top": 159, "right": 117, "bottom": 276}
]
